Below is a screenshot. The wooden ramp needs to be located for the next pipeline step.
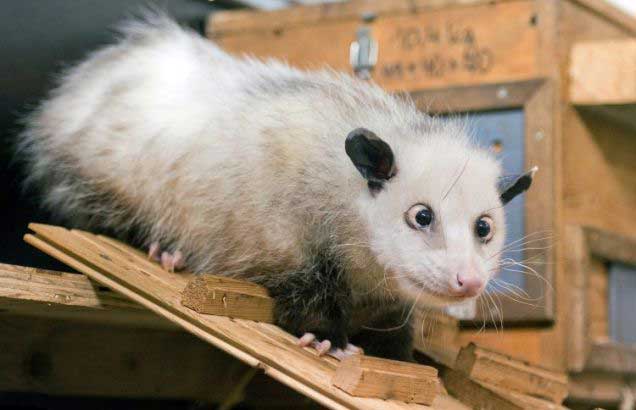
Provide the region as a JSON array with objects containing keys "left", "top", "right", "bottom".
[{"left": 23, "top": 223, "right": 467, "bottom": 410}]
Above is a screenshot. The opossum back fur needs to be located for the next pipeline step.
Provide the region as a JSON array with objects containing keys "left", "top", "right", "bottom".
[{"left": 18, "top": 16, "right": 499, "bottom": 304}]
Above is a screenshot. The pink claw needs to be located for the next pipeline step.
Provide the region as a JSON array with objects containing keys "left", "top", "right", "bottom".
[
  {"left": 172, "top": 250, "right": 185, "bottom": 271},
  {"left": 298, "top": 333, "right": 316, "bottom": 347},
  {"left": 148, "top": 242, "right": 161, "bottom": 261},
  {"left": 298, "top": 333, "right": 362, "bottom": 359},
  {"left": 161, "top": 252, "right": 175, "bottom": 272},
  {"left": 314, "top": 340, "right": 332, "bottom": 356},
  {"left": 327, "top": 343, "right": 364, "bottom": 360},
  {"left": 344, "top": 343, "right": 364, "bottom": 355}
]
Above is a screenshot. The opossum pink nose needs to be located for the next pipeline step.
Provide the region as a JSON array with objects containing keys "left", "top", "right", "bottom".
[{"left": 452, "top": 274, "right": 483, "bottom": 297}]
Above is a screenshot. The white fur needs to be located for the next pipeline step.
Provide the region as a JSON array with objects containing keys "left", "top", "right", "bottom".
[{"left": 19, "top": 16, "right": 506, "bottom": 308}]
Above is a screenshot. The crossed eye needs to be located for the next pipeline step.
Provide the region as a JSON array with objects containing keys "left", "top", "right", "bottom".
[
  {"left": 405, "top": 204, "right": 434, "bottom": 229},
  {"left": 405, "top": 204, "right": 495, "bottom": 244},
  {"left": 475, "top": 216, "right": 494, "bottom": 242}
]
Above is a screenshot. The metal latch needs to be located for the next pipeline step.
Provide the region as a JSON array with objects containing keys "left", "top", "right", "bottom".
[{"left": 349, "top": 13, "right": 378, "bottom": 80}]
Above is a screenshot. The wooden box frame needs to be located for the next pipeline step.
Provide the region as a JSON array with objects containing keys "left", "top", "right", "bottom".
[{"left": 566, "top": 225, "right": 636, "bottom": 374}]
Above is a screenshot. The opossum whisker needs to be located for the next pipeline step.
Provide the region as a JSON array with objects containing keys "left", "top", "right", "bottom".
[
  {"left": 489, "top": 278, "right": 534, "bottom": 300},
  {"left": 361, "top": 288, "right": 423, "bottom": 332}
]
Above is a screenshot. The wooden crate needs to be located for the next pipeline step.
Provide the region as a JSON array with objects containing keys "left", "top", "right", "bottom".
[{"left": 206, "top": 0, "right": 636, "bottom": 406}]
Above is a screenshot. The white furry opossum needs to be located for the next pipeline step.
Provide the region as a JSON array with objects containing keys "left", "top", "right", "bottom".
[{"left": 19, "top": 17, "right": 534, "bottom": 360}]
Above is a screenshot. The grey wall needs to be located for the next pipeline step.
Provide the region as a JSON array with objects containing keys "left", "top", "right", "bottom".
[{"left": 0, "top": 1, "right": 226, "bottom": 269}]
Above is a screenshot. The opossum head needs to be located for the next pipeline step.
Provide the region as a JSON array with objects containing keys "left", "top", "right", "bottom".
[{"left": 345, "top": 126, "right": 535, "bottom": 306}]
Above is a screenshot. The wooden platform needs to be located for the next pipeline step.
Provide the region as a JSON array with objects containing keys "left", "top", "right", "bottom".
[{"left": 22, "top": 223, "right": 467, "bottom": 410}]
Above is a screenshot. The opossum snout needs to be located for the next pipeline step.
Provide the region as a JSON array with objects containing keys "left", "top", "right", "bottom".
[{"left": 449, "top": 274, "right": 484, "bottom": 298}]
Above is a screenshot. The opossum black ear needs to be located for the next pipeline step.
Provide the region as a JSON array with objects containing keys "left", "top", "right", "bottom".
[
  {"left": 499, "top": 166, "right": 538, "bottom": 205},
  {"left": 345, "top": 128, "right": 395, "bottom": 187}
]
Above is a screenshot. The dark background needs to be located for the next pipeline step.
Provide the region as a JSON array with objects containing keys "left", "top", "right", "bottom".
[{"left": 0, "top": 0, "right": 232, "bottom": 271}]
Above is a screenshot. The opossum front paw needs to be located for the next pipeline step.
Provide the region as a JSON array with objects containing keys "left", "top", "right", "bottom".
[
  {"left": 298, "top": 332, "right": 363, "bottom": 360},
  {"left": 147, "top": 242, "right": 185, "bottom": 272}
]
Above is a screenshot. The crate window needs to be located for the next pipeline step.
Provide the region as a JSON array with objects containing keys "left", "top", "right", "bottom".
[{"left": 609, "top": 262, "right": 636, "bottom": 344}]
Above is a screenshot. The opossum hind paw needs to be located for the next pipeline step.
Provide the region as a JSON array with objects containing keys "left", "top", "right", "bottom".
[
  {"left": 297, "top": 332, "right": 363, "bottom": 360},
  {"left": 147, "top": 242, "right": 185, "bottom": 272}
]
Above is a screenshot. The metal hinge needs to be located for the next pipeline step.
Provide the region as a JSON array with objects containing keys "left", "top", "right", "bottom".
[{"left": 349, "top": 13, "right": 378, "bottom": 80}]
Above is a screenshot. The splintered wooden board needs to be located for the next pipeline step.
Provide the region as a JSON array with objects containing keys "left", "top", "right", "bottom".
[
  {"left": 442, "top": 369, "right": 569, "bottom": 410},
  {"left": 24, "top": 224, "right": 467, "bottom": 410},
  {"left": 455, "top": 343, "right": 568, "bottom": 403}
]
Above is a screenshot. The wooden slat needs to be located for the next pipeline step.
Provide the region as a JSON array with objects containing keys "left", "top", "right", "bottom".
[
  {"left": 564, "top": 225, "right": 589, "bottom": 372},
  {"left": 24, "top": 224, "right": 468, "bottom": 410},
  {"left": 570, "top": 40, "right": 636, "bottom": 102},
  {"left": 568, "top": 371, "right": 636, "bottom": 405},
  {"left": 584, "top": 342, "right": 636, "bottom": 374},
  {"left": 454, "top": 343, "right": 568, "bottom": 403},
  {"left": 585, "top": 226, "right": 636, "bottom": 266},
  {"left": 442, "top": 369, "right": 569, "bottom": 410},
  {"left": 0, "top": 263, "right": 173, "bottom": 329},
  {"left": 181, "top": 275, "right": 274, "bottom": 322},
  {"left": 333, "top": 356, "right": 439, "bottom": 404},
  {"left": 570, "top": 0, "right": 636, "bottom": 35},
  {"left": 570, "top": 39, "right": 636, "bottom": 130}
]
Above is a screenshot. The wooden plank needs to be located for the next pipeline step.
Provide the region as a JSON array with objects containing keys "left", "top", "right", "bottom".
[
  {"left": 211, "top": 1, "right": 540, "bottom": 92},
  {"left": 570, "top": 39, "right": 636, "bottom": 130},
  {"left": 24, "top": 223, "right": 461, "bottom": 410},
  {"left": 585, "top": 226, "right": 636, "bottom": 266},
  {"left": 181, "top": 275, "right": 274, "bottom": 322},
  {"left": 332, "top": 355, "right": 439, "bottom": 404},
  {"left": 410, "top": 79, "right": 543, "bottom": 113},
  {"left": 207, "top": 0, "right": 522, "bottom": 35},
  {"left": 454, "top": 343, "right": 568, "bottom": 403},
  {"left": 564, "top": 225, "right": 589, "bottom": 372},
  {"left": 568, "top": 371, "right": 636, "bottom": 405},
  {"left": 570, "top": 39, "right": 636, "bottom": 104},
  {"left": 0, "top": 262, "right": 173, "bottom": 329},
  {"left": 586, "top": 256, "right": 609, "bottom": 342},
  {"left": 569, "top": 0, "right": 636, "bottom": 37},
  {"left": 584, "top": 341, "right": 636, "bottom": 374},
  {"left": 442, "top": 369, "right": 568, "bottom": 410}
]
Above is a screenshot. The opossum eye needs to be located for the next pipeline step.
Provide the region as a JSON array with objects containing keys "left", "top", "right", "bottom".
[
  {"left": 475, "top": 216, "right": 494, "bottom": 242},
  {"left": 405, "top": 204, "right": 434, "bottom": 229}
]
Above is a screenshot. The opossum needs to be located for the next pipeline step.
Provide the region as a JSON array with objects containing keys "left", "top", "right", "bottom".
[{"left": 18, "top": 16, "right": 534, "bottom": 361}]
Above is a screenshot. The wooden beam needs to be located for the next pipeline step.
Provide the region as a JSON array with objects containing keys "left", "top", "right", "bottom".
[
  {"left": 454, "top": 343, "right": 568, "bottom": 403},
  {"left": 181, "top": 275, "right": 274, "bottom": 322},
  {"left": 0, "top": 263, "right": 173, "bottom": 329},
  {"left": 570, "top": 40, "right": 636, "bottom": 130},
  {"left": 332, "top": 355, "right": 439, "bottom": 405}
]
